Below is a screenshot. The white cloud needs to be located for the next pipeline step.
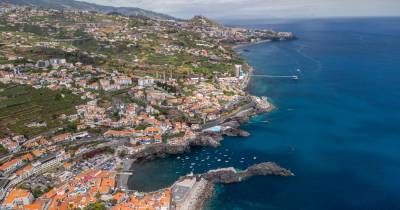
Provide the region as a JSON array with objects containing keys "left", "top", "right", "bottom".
[{"left": 79, "top": 0, "right": 400, "bottom": 19}]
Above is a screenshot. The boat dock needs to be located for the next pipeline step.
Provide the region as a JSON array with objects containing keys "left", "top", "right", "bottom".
[{"left": 250, "top": 74, "right": 299, "bottom": 80}]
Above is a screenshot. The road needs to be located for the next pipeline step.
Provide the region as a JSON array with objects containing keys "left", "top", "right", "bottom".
[{"left": 202, "top": 101, "right": 256, "bottom": 129}]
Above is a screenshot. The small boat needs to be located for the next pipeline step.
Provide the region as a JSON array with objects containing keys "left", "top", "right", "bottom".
[
  {"left": 217, "top": 159, "right": 222, "bottom": 162},
  {"left": 253, "top": 156, "right": 257, "bottom": 160},
  {"left": 292, "top": 76, "right": 299, "bottom": 80}
]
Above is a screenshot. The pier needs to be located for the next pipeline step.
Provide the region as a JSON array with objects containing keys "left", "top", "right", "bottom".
[
  {"left": 250, "top": 74, "right": 299, "bottom": 80},
  {"left": 117, "top": 171, "right": 134, "bottom": 175}
]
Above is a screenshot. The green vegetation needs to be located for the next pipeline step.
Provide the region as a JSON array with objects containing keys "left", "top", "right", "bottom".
[
  {"left": 223, "top": 90, "right": 235, "bottom": 96},
  {"left": 83, "top": 202, "right": 107, "bottom": 210},
  {"left": 65, "top": 122, "right": 78, "bottom": 133},
  {"left": 0, "top": 83, "right": 83, "bottom": 137},
  {"left": 162, "top": 132, "right": 185, "bottom": 143},
  {"left": 0, "top": 144, "right": 8, "bottom": 155},
  {"left": 156, "top": 81, "right": 177, "bottom": 93},
  {"left": 135, "top": 124, "right": 151, "bottom": 130},
  {"left": 31, "top": 185, "right": 53, "bottom": 198},
  {"left": 24, "top": 47, "right": 106, "bottom": 65}
]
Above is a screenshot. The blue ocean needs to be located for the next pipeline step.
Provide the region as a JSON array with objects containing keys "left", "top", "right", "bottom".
[{"left": 128, "top": 18, "right": 400, "bottom": 210}]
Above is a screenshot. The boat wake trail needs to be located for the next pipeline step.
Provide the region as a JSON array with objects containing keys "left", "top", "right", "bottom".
[{"left": 295, "top": 44, "right": 323, "bottom": 71}]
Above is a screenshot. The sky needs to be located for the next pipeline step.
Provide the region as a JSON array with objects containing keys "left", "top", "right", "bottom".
[{"left": 80, "top": 0, "right": 400, "bottom": 19}]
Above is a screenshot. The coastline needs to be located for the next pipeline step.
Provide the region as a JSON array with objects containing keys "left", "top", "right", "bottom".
[
  {"left": 123, "top": 40, "right": 275, "bottom": 164},
  {"left": 120, "top": 39, "right": 283, "bottom": 209},
  {"left": 232, "top": 39, "right": 273, "bottom": 50}
]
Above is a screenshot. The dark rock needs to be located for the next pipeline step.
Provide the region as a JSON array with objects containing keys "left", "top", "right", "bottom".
[
  {"left": 200, "top": 162, "right": 294, "bottom": 184},
  {"left": 222, "top": 128, "right": 250, "bottom": 137},
  {"left": 190, "top": 133, "right": 222, "bottom": 147},
  {"left": 130, "top": 144, "right": 189, "bottom": 161}
]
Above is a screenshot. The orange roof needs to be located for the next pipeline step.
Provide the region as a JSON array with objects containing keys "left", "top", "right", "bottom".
[
  {"left": 3, "top": 188, "right": 32, "bottom": 205},
  {"left": 52, "top": 133, "right": 72, "bottom": 142},
  {"left": 21, "top": 153, "right": 34, "bottom": 161},
  {"left": 32, "top": 149, "right": 45, "bottom": 157},
  {"left": 101, "top": 178, "right": 115, "bottom": 188},
  {"left": 63, "top": 162, "right": 72, "bottom": 169},
  {"left": 145, "top": 127, "right": 162, "bottom": 133},
  {"left": 16, "top": 164, "right": 33, "bottom": 175},
  {"left": 104, "top": 130, "right": 136, "bottom": 137},
  {"left": 0, "top": 157, "right": 22, "bottom": 171},
  {"left": 20, "top": 200, "right": 46, "bottom": 210},
  {"left": 113, "top": 192, "right": 125, "bottom": 201}
]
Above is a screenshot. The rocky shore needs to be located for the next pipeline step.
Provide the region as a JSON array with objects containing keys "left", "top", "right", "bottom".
[
  {"left": 171, "top": 162, "right": 294, "bottom": 210},
  {"left": 123, "top": 35, "right": 290, "bottom": 210},
  {"left": 201, "top": 162, "right": 294, "bottom": 184},
  {"left": 129, "top": 94, "right": 273, "bottom": 162}
]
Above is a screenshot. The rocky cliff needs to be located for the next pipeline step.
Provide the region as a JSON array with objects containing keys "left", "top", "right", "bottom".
[{"left": 201, "top": 162, "right": 294, "bottom": 184}]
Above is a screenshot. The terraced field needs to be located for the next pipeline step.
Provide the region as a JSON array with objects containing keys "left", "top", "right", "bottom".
[{"left": 0, "top": 83, "right": 83, "bottom": 137}]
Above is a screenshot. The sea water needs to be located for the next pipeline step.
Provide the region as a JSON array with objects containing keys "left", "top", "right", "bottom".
[{"left": 128, "top": 17, "right": 400, "bottom": 210}]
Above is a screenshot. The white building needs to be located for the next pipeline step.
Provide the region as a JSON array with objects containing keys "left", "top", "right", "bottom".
[
  {"left": 234, "top": 64, "right": 242, "bottom": 78},
  {"left": 138, "top": 77, "right": 155, "bottom": 88}
]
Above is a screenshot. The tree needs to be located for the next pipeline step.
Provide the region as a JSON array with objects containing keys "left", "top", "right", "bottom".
[
  {"left": 95, "top": 192, "right": 101, "bottom": 199},
  {"left": 109, "top": 199, "right": 118, "bottom": 206},
  {"left": 31, "top": 186, "right": 43, "bottom": 198},
  {"left": 55, "top": 93, "right": 63, "bottom": 101},
  {"left": 118, "top": 150, "right": 127, "bottom": 158},
  {"left": 83, "top": 202, "right": 106, "bottom": 210},
  {"left": 0, "top": 144, "right": 8, "bottom": 155},
  {"left": 65, "top": 122, "right": 78, "bottom": 132}
]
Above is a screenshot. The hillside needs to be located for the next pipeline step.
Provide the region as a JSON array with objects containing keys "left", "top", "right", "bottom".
[{"left": 0, "top": 0, "right": 176, "bottom": 20}]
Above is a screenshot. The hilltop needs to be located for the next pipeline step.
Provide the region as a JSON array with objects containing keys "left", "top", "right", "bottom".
[{"left": 0, "top": 0, "right": 176, "bottom": 20}]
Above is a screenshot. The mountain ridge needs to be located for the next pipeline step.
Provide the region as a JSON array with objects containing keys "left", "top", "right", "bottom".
[{"left": 0, "top": 0, "right": 177, "bottom": 20}]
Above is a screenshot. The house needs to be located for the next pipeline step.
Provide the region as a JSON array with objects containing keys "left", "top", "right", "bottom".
[
  {"left": 87, "top": 82, "right": 99, "bottom": 90},
  {"left": 113, "top": 76, "right": 132, "bottom": 86},
  {"left": 32, "top": 149, "right": 45, "bottom": 158},
  {"left": 51, "top": 133, "right": 72, "bottom": 143},
  {"left": 71, "top": 131, "right": 89, "bottom": 140},
  {"left": 144, "top": 127, "right": 162, "bottom": 136},
  {"left": 104, "top": 130, "right": 137, "bottom": 138},
  {"left": 2, "top": 188, "right": 34, "bottom": 209},
  {"left": 49, "top": 58, "right": 66, "bottom": 65},
  {"left": 0, "top": 158, "right": 23, "bottom": 174},
  {"left": 138, "top": 77, "right": 154, "bottom": 88},
  {"left": 35, "top": 60, "right": 50, "bottom": 68}
]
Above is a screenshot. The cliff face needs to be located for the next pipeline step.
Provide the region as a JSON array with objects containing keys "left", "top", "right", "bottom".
[
  {"left": 130, "top": 144, "right": 189, "bottom": 161},
  {"left": 130, "top": 97, "right": 272, "bottom": 163},
  {"left": 129, "top": 133, "right": 224, "bottom": 161}
]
